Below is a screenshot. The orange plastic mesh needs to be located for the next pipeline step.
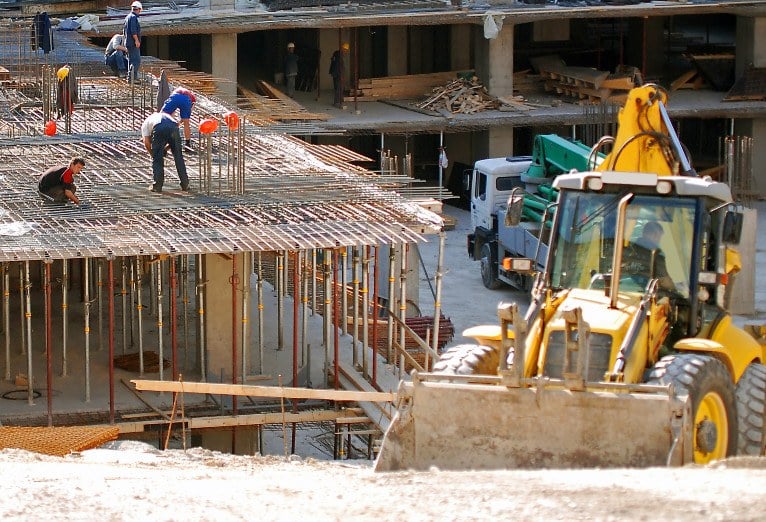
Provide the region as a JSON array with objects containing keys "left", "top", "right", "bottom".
[{"left": 0, "top": 426, "right": 120, "bottom": 457}]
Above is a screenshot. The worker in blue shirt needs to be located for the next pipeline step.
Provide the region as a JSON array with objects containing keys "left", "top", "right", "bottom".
[
  {"left": 161, "top": 87, "right": 196, "bottom": 146},
  {"left": 123, "top": 1, "right": 142, "bottom": 82}
]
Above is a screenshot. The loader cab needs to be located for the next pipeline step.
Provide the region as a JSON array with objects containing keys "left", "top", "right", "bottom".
[{"left": 547, "top": 171, "right": 739, "bottom": 341}]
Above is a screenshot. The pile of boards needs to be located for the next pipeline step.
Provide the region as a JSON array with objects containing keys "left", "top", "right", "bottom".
[
  {"left": 351, "top": 70, "right": 473, "bottom": 100},
  {"left": 416, "top": 75, "right": 542, "bottom": 114},
  {"left": 532, "top": 55, "right": 640, "bottom": 104}
]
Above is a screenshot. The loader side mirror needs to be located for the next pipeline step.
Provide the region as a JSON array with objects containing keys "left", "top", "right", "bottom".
[
  {"left": 722, "top": 211, "right": 743, "bottom": 244},
  {"left": 505, "top": 188, "right": 524, "bottom": 227}
]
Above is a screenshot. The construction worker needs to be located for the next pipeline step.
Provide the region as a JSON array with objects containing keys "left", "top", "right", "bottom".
[
  {"left": 38, "top": 157, "right": 85, "bottom": 205},
  {"left": 141, "top": 112, "right": 190, "bottom": 193},
  {"left": 104, "top": 33, "right": 128, "bottom": 78},
  {"left": 284, "top": 42, "right": 299, "bottom": 97},
  {"left": 329, "top": 42, "right": 349, "bottom": 108},
  {"left": 123, "top": 1, "right": 142, "bottom": 82},
  {"left": 161, "top": 87, "right": 196, "bottom": 148}
]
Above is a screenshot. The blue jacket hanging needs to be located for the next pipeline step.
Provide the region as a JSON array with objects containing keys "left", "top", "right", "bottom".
[{"left": 32, "top": 12, "right": 54, "bottom": 54}]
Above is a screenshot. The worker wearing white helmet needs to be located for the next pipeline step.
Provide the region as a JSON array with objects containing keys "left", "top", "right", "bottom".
[
  {"left": 123, "top": 1, "right": 142, "bottom": 83},
  {"left": 284, "top": 42, "right": 299, "bottom": 97}
]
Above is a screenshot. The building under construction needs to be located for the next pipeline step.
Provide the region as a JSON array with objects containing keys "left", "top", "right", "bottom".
[
  {"left": 1, "top": 0, "right": 766, "bottom": 457},
  {"left": 0, "top": 20, "right": 450, "bottom": 458}
]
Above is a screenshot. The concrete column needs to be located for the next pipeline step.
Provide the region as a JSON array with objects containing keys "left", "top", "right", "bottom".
[
  {"left": 450, "top": 24, "right": 471, "bottom": 71},
  {"left": 209, "top": 33, "right": 238, "bottom": 99},
  {"left": 486, "top": 22, "right": 513, "bottom": 97},
  {"left": 203, "top": 252, "right": 247, "bottom": 381},
  {"left": 388, "top": 26, "right": 408, "bottom": 76},
  {"left": 488, "top": 127, "right": 514, "bottom": 158}
]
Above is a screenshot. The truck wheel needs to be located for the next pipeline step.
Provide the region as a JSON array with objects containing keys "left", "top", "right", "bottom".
[
  {"left": 735, "top": 363, "right": 766, "bottom": 456},
  {"left": 433, "top": 344, "right": 499, "bottom": 376},
  {"left": 647, "top": 353, "right": 737, "bottom": 464},
  {"left": 480, "top": 243, "right": 502, "bottom": 290}
]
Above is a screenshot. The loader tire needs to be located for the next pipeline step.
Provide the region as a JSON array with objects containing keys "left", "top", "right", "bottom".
[
  {"left": 735, "top": 363, "right": 766, "bottom": 456},
  {"left": 480, "top": 243, "right": 503, "bottom": 290},
  {"left": 433, "top": 344, "right": 499, "bottom": 376},
  {"left": 647, "top": 353, "right": 737, "bottom": 464}
]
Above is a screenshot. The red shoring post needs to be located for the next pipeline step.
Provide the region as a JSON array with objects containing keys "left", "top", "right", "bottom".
[
  {"left": 371, "top": 246, "right": 379, "bottom": 387},
  {"left": 170, "top": 257, "right": 178, "bottom": 381}
]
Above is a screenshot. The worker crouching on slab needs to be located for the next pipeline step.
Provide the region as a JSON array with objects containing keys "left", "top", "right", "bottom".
[
  {"left": 141, "top": 112, "right": 190, "bottom": 193},
  {"left": 38, "top": 157, "right": 85, "bottom": 205}
]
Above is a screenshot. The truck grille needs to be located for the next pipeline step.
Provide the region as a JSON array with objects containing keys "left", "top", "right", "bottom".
[{"left": 543, "top": 331, "right": 613, "bottom": 382}]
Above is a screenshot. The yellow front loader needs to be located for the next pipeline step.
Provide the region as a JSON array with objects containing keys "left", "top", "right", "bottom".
[{"left": 375, "top": 86, "right": 766, "bottom": 471}]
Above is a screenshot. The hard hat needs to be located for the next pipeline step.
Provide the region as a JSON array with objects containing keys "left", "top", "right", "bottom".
[
  {"left": 199, "top": 118, "right": 218, "bottom": 135},
  {"left": 131, "top": 1, "right": 142, "bottom": 9},
  {"left": 341, "top": 42, "right": 350, "bottom": 51},
  {"left": 56, "top": 65, "right": 70, "bottom": 81},
  {"left": 287, "top": 42, "right": 295, "bottom": 49}
]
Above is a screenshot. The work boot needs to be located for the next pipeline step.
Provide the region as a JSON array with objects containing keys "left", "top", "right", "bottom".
[
  {"left": 180, "top": 183, "right": 190, "bottom": 192},
  {"left": 149, "top": 184, "right": 162, "bottom": 193}
]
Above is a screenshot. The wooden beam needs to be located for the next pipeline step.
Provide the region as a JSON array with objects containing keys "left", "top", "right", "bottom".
[{"left": 131, "top": 379, "right": 396, "bottom": 402}]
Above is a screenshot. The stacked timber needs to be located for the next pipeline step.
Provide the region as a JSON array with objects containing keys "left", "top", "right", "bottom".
[
  {"left": 350, "top": 70, "right": 473, "bottom": 101},
  {"left": 535, "top": 58, "right": 639, "bottom": 104}
]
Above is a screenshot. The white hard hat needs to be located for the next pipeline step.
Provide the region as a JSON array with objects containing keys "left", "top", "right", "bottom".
[
  {"left": 287, "top": 42, "right": 295, "bottom": 48},
  {"left": 131, "top": 1, "right": 143, "bottom": 9}
]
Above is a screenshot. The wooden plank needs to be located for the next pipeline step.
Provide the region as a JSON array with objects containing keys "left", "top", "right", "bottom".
[
  {"left": 670, "top": 69, "right": 697, "bottom": 91},
  {"left": 131, "top": 379, "right": 396, "bottom": 402}
]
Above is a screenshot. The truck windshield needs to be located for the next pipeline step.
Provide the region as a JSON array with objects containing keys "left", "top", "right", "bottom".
[{"left": 549, "top": 191, "right": 695, "bottom": 298}]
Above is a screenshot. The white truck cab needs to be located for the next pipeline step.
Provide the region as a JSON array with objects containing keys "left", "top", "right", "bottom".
[{"left": 470, "top": 156, "right": 532, "bottom": 232}]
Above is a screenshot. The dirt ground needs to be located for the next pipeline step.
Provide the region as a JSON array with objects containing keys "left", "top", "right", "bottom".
[{"left": 2, "top": 441, "right": 766, "bottom": 521}]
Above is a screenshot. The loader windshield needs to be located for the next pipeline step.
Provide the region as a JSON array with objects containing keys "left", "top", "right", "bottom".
[{"left": 549, "top": 191, "right": 695, "bottom": 298}]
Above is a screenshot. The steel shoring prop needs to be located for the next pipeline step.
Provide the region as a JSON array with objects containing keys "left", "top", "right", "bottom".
[
  {"left": 362, "top": 245, "right": 370, "bottom": 379},
  {"left": 129, "top": 259, "right": 136, "bottom": 349},
  {"left": 108, "top": 258, "right": 115, "bottom": 424},
  {"left": 256, "top": 252, "right": 264, "bottom": 375},
  {"left": 156, "top": 258, "right": 165, "bottom": 382},
  {"left": 333, "top": 250, "right": 340, "bottom": 391},
  {"left": 170, "top": 255, "right": 178, "bottom": 381},
  {"left": 241, "top": 252, "right": 250, "bottom": 385},
  {"left": 386, "top": 245, "right": 395, "bottom": 365},
  {"left": 97, "top": 261, "right": 104, "bottom": 352},
  {"left": 19, "top": 264, "right": 25, "bottom": 357},
  {"left": 61, "top": 259, "right": 69, "bottom": 377},
  {"left": 291, "top": 249, "right": 300, "bottom": 454},
  {"left": 3, "top": 264, "right": 9, "bottom": 381},
  {"left": 398, "top": 244, "right": 408, "bottom": 380},
  {"left": 231, "top": 254, "right": 239, "bottom": 419},
  {"left": 429, "top": 232, "right": 446, "bottom": 372},
  {"left": 351, "top": 246, "right": 359, "bottom": 367},
  {"left": 83, "top": 257, "right": 91, "bottom": 402},
  {"left": 24, "top": 261, "right": 33, "bottom": 405},
  {"left": 195, "top": 254, "right": 206, "bottom": 382},
  {"left": 44, "top": 260, "right": 53, "bottom": 426},
  {"left": 371, "top": 246, "right": 380, "bottom": 387},
  {"left": 311, "top": 250, "right": 317, "bottom": 316},
  {"left": 301, "top": 250, "right": 309, "bottom": 370},
  {"left": 276, "top": 251, "right": 284, "bottom": 352},
  {"left": 135, "top": 257, "right": 145, "bottom": 376},
  {"left": 181, "top": 256, "right": 189, "bottom": 371},
  {"left": 323, "top": 250, "right": 331, "bottom": 389},
  {"left": 121, "top": 258, "right": 128, "bottom": 355},
  {"left": 340, "top": 248, "right": 348, "bottom": 335}
]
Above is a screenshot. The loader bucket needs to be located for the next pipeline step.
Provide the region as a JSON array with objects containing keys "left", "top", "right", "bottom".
[{"left": 375, "top": 377, "right": 692, "bottom": 471}]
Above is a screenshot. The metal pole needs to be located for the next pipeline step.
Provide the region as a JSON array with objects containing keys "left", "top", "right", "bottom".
[
  {"left": 371, "top": 247, "right": 380, "bottom": 387},
  {"left": 45, "top": 261, "right": 53, "bottom": 425},
  {"left": 241, "top": 253, "right": 250, "bottom": 384},
  {"left": 333, "top": 250, "right": 340, "bottom": 390},
  {"left": 61, "top": 259, "right": 68, "bottom": 376},
  {"left": 231, "top": 254, "right": 239, "bottom": 415},
  {"left": 97, "top": 261, "right": 103, "bottom": 352},
  {"left": 24, "top": 261, "right": 33, "bottom": 405},
  {"left": 3, "top": 264, "right": 9, "bottom": 381},
  {"left": 84, "top": 258, "right": 91, "bottom": 402},
  {"left": 136, "top": 257, "right": 145, "bottom": 376},
  {"left": 156, "top": 259, "right": 165, "bottom": 382},
  {"left": 323, "top": 250, "right": 331, "bottom": 388},
  {"left": 108, "top": 258, "right": 116, "bottom": 423},
  {"left": 170, "top": 256, "right": 178, "bottom": 381},
  {"left": 429, "top": 232, "right": 446, "bottom": 371},
  {"left": 301, "top": 251, "right": 309, "bottom": 369},
  {"left": 386, "top": 245, "right": 396, "bottom": 363},
  {"left": 121, "top": 258, "right": 128, "bottom": 355},
  {"left": 277, "top": 251, "right": 284, "bottom": 351},
  {"left": 361, "top": 246, "right": 370, "bottom": 378},
  {"left": 398, "top": 244, "right": 409, "bottom": 379},
  {"left": 351, "top": 246, "right": 359, "bottom": 366},
  {"left": 257, "top": 252, "right": 264, "bottom": 374},
  {"left": 196, "top": 254, "right": 206, "bottom": 382},
  {"left": 341, "top": 248, "right": 348, "bottom": 336}
]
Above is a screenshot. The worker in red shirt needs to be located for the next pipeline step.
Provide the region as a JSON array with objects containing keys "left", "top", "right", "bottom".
[{"left": 38, "top": 157, "right": 85, "bottom": 204}]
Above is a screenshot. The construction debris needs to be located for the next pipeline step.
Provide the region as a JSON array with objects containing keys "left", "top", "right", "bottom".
[
  {"left": 416, "top": 76, "right": 540, "bottom": 114},
  {"left": 351, "top": 70, "right": 473, "bottom": 101}
]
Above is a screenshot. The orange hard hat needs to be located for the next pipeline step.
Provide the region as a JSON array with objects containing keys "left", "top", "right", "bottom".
[
  {"left": 224, "top": 111, "right": 239, "bottom": 131},
  {"left": 44, "top": 120, "right": 57, "bottom": 136},
  {"left": 199, "top": 118, "right": 218, "bottom": 135}
]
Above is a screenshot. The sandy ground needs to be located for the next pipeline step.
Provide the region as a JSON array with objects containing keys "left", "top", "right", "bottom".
[
  {"left": 2, "top": 441, "right": 766, "bottom": 521},
  {"left": 3, "top": 204, "right": 766, "bottom": 520}
]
